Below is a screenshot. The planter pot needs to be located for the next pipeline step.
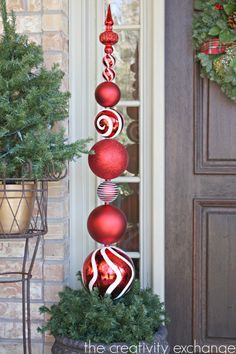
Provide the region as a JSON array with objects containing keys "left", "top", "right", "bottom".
[
  {"left": 0, "top": 183, "right": 36, "bottom": 234},
  {"left": 52, "top": 326, "right": 169, "bottom": 354}
]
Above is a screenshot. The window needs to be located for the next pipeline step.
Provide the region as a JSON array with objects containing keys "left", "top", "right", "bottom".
[{"left": 70, "top": 0, "right": 164, "bottom": 298}]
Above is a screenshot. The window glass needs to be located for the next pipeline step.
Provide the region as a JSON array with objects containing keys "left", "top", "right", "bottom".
[
  {"left": 105, "top": 0, "right": 140, "bottom": 25},
  {"left": 112, "top": 183, "right": 139, "bottom": 252},
  {"left": 116, "top": 106, "right": 139, "bottom": 177},
  {"left": 115, "top": 30, "right": 139, "bottom": 101}
]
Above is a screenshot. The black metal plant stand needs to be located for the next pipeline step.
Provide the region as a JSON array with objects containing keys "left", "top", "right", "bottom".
[{"left": 0, "top": 180, "right": 48, "bottom": 354}]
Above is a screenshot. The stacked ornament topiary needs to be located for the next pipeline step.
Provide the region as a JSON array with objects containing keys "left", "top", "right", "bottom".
[{"left": 82, "top": 5, "right": 135, "bottom": 301}]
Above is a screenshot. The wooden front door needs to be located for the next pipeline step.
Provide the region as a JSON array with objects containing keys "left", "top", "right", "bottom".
[{"left": 165, "top": 0, "right": 236, "bottom": 349}]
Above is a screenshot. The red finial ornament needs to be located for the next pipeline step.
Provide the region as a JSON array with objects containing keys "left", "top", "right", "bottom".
[{"left": 100, "top": 5, "right": 119, "bottom": 81}]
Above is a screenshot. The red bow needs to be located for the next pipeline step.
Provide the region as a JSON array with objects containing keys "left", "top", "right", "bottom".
[{"left": 200, "top": 37, "right": 234, "bottom": 55}]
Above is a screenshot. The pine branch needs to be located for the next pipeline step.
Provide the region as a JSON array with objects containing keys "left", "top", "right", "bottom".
[{"left": 0, "top": 0, "right": 15, "bottom": 36}]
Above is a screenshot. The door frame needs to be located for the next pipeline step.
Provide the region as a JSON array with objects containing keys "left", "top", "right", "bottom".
[{"left": 69, "top": 0, "right": 165, "bottom": 300}]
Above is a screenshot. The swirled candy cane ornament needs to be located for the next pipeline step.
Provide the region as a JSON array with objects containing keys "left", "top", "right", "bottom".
[
  {"left": 94, "top": 108, "right": 124, "bottom": 138},
  {"left": 103, "top": 54, "right": 116, "bottom": 81},
  {"left": 82, "top": 246, "right": 135, "bottom": 300}
]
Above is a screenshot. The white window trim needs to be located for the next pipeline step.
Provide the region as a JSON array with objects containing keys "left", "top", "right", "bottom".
[{"left": 69, "top": 0, "right": 165, "bottom": 300}]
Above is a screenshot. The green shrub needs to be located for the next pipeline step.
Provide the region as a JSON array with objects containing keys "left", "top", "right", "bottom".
[
  {"left": 39, "top": 277, "right": 169, "bottom": 344},
  {"left": 0, "top": 0, "right": 91, "bottom": 178}
]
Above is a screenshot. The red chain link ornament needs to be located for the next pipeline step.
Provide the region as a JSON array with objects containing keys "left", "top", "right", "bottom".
[{"left": 82, "top": 246, "right": 135, "bottom": 300}]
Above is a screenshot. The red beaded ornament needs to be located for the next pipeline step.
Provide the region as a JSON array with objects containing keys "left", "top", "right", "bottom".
[
  {"left": 87, "top": 204, "right": 127, "bottom": 245},
  {"left": 88, "top": 139, "right": 128, "bottom": 180},
  {"left": 82, "top": 246, "right": 135, "bottom": 300},
  {"left": 95, "top": 108, "right": 124, "bottom": 139}
]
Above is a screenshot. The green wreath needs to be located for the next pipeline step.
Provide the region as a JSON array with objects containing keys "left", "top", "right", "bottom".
[{"left": 193, "top": 0, "right": 236, "bottom": 102}]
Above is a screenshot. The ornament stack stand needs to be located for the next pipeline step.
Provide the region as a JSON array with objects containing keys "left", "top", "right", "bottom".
[{"left": 82, "top": 6, "right": 135, "bottom": 300}]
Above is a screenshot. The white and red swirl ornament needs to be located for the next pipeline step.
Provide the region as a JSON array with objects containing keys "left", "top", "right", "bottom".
[
  {"left": 95, "top": 108, "right": 124, "bottom": 139},
  {"left": 103, "top": 54, "right": 116, "bottom": 81},
  {"left": 82, "top": 246, "right": 135, "bottom": 300}
]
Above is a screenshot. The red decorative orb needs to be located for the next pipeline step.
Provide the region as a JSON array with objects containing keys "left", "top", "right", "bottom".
[
  {"left": 95, "top": 82, "right": 121, "bottom": 107},
  {"left": 87, "top": 204, "right": 127, "bottom": 245},
  {"left": 88, "top": 140, "right": 128, "bottom": 179},
  {"left": 82, "top": 246, "right": 135, "bottom": 300},
  {"left": 95, "top": 108, "right": 124, "bottom": 139}
]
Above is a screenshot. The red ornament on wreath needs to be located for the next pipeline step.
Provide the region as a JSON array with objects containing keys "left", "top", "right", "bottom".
[
  {"left": 95, "top": 108, "right": 124, "bottom": 139},
  {"left": 88, "top": 139, "right": 128, "bottom": 180},
  {"left": 82, "top": 246, "right": 135, "bottom": 300},
  {"left": 95, "top": 82, "right": 121, "bottom": 107},
  {"left": 87, "top": 204, "right": 127, "bottom": 245},
  {"left": 215, "top": 3, "right": 224, "bottom": 10}
]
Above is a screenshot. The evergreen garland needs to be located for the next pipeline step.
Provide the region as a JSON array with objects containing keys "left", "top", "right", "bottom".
[
  {"left": 193, "top": 0, "right": 236, "bottom": 102},
  {"left": 39, "top": 276, "right": 168, "bottom": 345},
  {"left": 0, "top": 0, "right": 91, "bottom": 178}
]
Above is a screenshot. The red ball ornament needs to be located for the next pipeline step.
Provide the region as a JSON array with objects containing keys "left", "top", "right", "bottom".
[
  {"left": 88, "top": 140, "right": 128, "bottom": 179},
  {"left": 82, "top": 246, "right": 135, "bottom": 300},
  {"left": 95, "top": 108, "right": 124, "bottom": 139},
  {"left": 95, "top": 82, "right": 121, "bottom": 107},
  {"left": 87, "top": 204, "right": 126, "bottom": 245}
]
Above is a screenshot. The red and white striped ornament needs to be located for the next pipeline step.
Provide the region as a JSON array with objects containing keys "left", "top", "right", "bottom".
[
  {"left": 103, "top": 54, "right": 116, "bottom": 81},
  {"left": 97, "top": 181, "right": 119, "bottom": 203},
  {"left": 94, "top": 108, "right": 124, "bottom": 139},
  {"left": 82, "top": 246, "right": 135, "bottom": 300}
]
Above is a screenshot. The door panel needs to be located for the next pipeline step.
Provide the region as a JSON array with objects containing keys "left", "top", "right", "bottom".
[
  {"left": 194, "top": 200, "right": 236, "bottom": 345},
  {"left": 165, "top": 0, "right": 236, "bottom": 348},
  {"left": 195, "top": 67, "right": 236, "bottom": 174}
]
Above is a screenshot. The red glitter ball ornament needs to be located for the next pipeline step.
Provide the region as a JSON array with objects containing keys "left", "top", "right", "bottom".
[
  {"left": 82, "top": 246, "right": 135, "bottom": 300},
  {"left": 95, "top": 82, "right": 121, "bottom": 107},
  {"left": 88, "top": 140, "right": 128, "bottom": 179},
  {"left": 87, "top": 204, "right": 127, "bottom": 245},
  {"left": 95, "top": 108, "right": 124, "bottom": 139}
]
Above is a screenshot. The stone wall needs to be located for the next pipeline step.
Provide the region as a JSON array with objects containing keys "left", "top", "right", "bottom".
[{"left": 0, "top": 1, "right": 70, "bottom": 353}]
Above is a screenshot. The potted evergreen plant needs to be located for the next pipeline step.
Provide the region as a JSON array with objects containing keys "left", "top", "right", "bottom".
[
  {"left": 39, "top": 274, "right": 170, "bottom": 354},
  {"left": 0, "top": 0, "right": 91, "bottom": 234}
]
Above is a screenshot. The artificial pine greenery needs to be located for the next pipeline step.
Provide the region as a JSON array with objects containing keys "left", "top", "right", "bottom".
[
  {"left": 0, "top": 0, "right": 91, "bottom": 178},
  {"left": 39, "top": 276, "right": 168, "bottom": 344},
  {"left": 192, "top": 0, "right": 236, "bottom": 102}
]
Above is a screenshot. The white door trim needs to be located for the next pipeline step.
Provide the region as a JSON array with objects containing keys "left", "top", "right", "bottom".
[
  {"left": 151, "top": 0, "right": 165, "bottom": 301},
  {"left": 69, "top": 0, "right": 97, "bottom": 288}
]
